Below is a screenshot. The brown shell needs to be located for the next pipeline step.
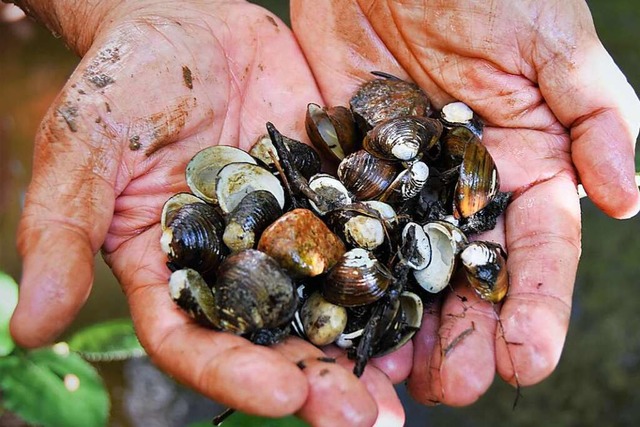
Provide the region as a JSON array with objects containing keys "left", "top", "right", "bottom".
[
  {"left": 454, "top": 141, "right": 499, "bottom": 218},
  {"left": 350, "top": 73, "right": 431, "bottom": 132},
  {"left": 305, "top": 103, "right": 359, "bottom": 162},
  {"left": 322, "top": 248, "right": 392, "bottom": 307},
  {"left": 363, "top": 116, "right": 443, "bottom": 162},
  {"left": 337, "top": 150, "right": 400, "bottom": 200}
]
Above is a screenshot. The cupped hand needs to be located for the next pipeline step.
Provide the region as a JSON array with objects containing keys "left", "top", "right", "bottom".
[
  {"left": 9, "top": 1, "right": 404, "bottom": 425},
  {"left": 291, "top": 0, "right": 640, "bottom": 406}
]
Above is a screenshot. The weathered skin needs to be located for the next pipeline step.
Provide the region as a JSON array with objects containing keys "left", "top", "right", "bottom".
[
  {"left": 8, "top": 0, "right": 640, "bottom": 426},
  {"left": 291, "top": 0, "right": 640, "bottom": 409}
]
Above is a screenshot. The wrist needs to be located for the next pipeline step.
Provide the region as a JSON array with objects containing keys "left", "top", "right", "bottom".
[{"left": 6, "top": 0, "right": 124, "bottom": 55}]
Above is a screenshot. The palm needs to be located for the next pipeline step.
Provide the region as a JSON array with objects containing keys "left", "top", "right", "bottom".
[
  {"left": 292, "top": 0, "right": 639, "bottom": 406},
  {"left": 13, "top": 3, "right": 396, "bottom": 423}
]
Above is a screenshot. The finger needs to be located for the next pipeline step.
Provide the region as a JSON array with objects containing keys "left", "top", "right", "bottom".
[
  {"left": 415, "top": 282, "right": 498, "bottom": 406},
  {"left": 497, "top": 176, "right": 580, "bottom": 386},
  {"left": 323, "top": 352, "right": 406, "bottom": 427},
  {"left": 294, "top": 357, "right": 379, "bottom": 427},
  {"left": 405, "top": 295, "right": 441, "bottom": 405},
  {"left": 291, "top": 0, "right": 407, "bottom": 105},
  {"left": 10, "top": 78, "right": 120, "bottom": 348},
  {"left": 535, "top": 22, "right": 640, "bottom": 218}
]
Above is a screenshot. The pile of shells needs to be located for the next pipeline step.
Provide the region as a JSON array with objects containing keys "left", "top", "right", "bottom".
[{"left": 160, "top": 72, "right": 511, "bottom": 376}]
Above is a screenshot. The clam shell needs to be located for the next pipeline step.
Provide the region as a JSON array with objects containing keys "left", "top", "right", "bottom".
[
  {"left": 363, "top": 116, "right": 442, "bottom": 162},
  {"left": 399, "top": 222, "right": 431, "bottom": 270},
  {"left": 337, "top": 150, "right": 400, "bottom": 200},
  {"left": 460, "top": 241, "right": 508, "bottom": 303},
  {"left": 323, "top": 248, "right": 392, "bottom": 307},
  {"left": 222, "top": 190, "right": 283, "bottom": 252},
  {"left": 161, "top": 192, "right": 206, "bottom": 230},
  {"left": 186, "top": 145, "right": 256, "bottom": 203},
  {"left": 257, "top": 208, "right": 346, "bottom": 278},
  {"left": 161, "top": 202, "right": 226, "bottom": 278},
  {"left": 440, "top": 101, "right": 484, "bottom": 139},
  {"left": 305, "top": 103, "right": 359, "bottom": 162},
  {"left": 374, "top": 291, "right": 423, "bottom": 357},
  {"left": 454, "top": 141, "right": 499, "bottom": 218},
  {"left": 307, "top": 173, "right": 352, "bottom": 215},
  {"left": 412, "top": 221, "right": 458, "bottom": 294},
  {"left": 216, "top": 162, "right": 285, "bottom": 215},
  {"left": 213, "top": 249, "right": 297, "bottom": 334},
  {"left": 169, "top": 268, "right": 217, "bottom": 327},
  {"left": 350, "top": 74, "right": 431, "bottom": 132}
]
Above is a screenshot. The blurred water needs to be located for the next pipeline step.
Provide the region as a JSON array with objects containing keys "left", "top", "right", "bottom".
[{"left": 1, "top": 1, "right": 639, "bottom": 426}]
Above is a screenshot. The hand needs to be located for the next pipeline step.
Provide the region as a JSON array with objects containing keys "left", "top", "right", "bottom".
[
  {"left": 9, "top": 1, "right": 403, "bottom": 425},
  {"left": 291, "top": 0, "right": 640, "bottom": 406}
]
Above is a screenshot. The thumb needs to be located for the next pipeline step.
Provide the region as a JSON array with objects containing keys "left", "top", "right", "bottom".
[
  {"left": 10, "top": 71, "right": 119, "bottom": 347},
  {"left": 536, "top": 21, "right": 640, "bottom": 218}
]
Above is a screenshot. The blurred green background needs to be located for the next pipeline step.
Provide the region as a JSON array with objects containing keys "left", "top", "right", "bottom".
[{"left": 1, "top": 0, "right": 639, "bottom": 426}]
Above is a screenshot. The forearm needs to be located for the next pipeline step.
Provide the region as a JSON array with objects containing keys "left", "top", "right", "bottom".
[{"left": 4, "top": 0, "right": 123, "bottom": 55}]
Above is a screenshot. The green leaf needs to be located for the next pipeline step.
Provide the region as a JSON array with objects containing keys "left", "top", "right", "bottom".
[
  {"left": 187, "top": 412, "right": 310, "bottom": 427},
  {"left": 0, "top": 347, "right": 109, "bottom": 427},
  {"left": 67, "top": 318, "right": 145, "bottom": 361},
  {"left": 0, "top": 271, "right": 19, "bottom": 356}
]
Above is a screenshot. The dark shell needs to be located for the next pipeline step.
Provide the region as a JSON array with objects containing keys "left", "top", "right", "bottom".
[
  {"left": 337, "top": 150, "right": 400, "bottom": 200},
  {"left": 213, "top": 249, "right": 298, "bottom": 334},
  {"left": 249, "top": 133, "right": 321, "bottom": 180},
  {"left": 438, "top": 126, "right": 481, "bottom": 170},
  {"left": 454, "top": 141, "right": 500, "bottom": 218},
  {"left": 363, "top": 116, "right": 443, "bottom": 162},
  {"left": 323, "top": 248, "right": 393, "bottom": 307},
  {"left": 223, "top": 190, "right": 283, "bottom": 252},
  {"left": 373, "top": 292, "right": 423, "bottom": 357},
  {"left": 460, "top": 241, "right": 508, "bottom": 303},
  {"left": 350, "top": 73, "right": 431, "bottom": 132},
  {"left": 305, "top": 103, "right": 360, "bottom": 162},
  {"left": 161, "top": 202, "right": 226, "bottom": 278}
]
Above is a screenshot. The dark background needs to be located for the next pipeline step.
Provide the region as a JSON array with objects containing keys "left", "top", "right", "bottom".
[{"left": 1, "top": 1, "right": 639, "bottom": 426}]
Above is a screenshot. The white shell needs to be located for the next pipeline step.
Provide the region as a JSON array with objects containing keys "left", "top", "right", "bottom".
[
  {"left": 308, "top": 173, "right": 352, "bottom": 215},
  {"left": 441, "top": 101, "right": 473, "bottom": 124},
  {"left": 412, "top": 222, "right": 458, "bottom": 293},
  {"left": 399, "top": 222, "right": 431, "bottom": 270},
  {"left": 215, "top": 162, "right": 285, "bottom": 214},
  {"left": 186, "top": 145, "right": 256, "bottom": 203},
  {"left": 344, "top": 216, "right": 385, "bottom": 250}
]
